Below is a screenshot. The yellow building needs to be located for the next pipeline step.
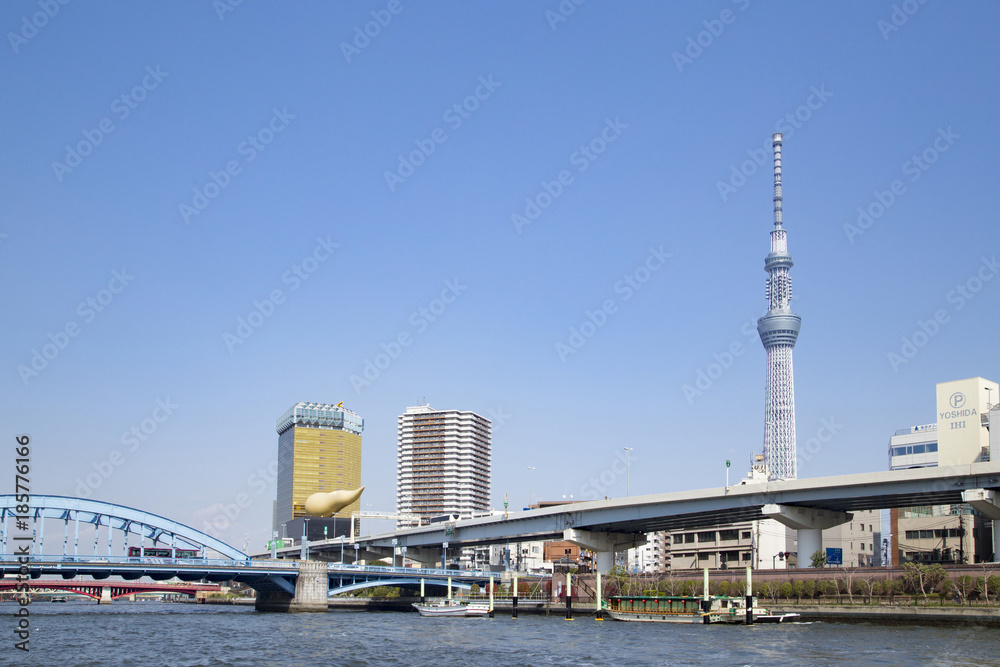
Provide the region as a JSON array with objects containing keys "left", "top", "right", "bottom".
[{"left": 275, "top": 402, "right": 363, "bottom": 527}]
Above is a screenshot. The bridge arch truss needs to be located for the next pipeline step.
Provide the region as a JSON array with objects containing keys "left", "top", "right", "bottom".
[{"left": 0, "top": 495, "right": 248, "bottom": 561}]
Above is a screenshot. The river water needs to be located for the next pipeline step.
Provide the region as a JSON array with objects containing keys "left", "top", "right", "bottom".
[{"left": 5, "top": 602, "right": 1000, "bottom": 666}]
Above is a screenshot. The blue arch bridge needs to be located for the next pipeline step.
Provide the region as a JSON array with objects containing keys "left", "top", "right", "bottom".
[{"left": 0, "top": 495, "right": 493, "bottom": 612}]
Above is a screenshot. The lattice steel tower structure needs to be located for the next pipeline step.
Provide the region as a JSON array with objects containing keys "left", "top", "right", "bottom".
[{"left": 757, "top": 133, "right": 801, "bottom": 480}]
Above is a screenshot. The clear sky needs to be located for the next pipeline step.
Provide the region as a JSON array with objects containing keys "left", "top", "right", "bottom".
[{"left": 3, "top": 1, "right": 998, "bottom": 550}]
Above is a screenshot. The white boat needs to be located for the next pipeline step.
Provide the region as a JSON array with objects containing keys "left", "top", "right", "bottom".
[
  {"left": 412, "top": 599, "right": 491, "bottom": 617},
  {"left": 755, "top": 612, "right": 802, "bottom": 623}
]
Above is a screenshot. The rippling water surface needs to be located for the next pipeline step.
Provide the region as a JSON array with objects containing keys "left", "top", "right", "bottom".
[{"left": 7, "top": 602, "right": 1000, "bottom": 666}]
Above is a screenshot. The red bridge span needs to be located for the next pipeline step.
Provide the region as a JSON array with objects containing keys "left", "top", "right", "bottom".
[{"left": 0, "top": 579, "right": 220, "bottom": 601}]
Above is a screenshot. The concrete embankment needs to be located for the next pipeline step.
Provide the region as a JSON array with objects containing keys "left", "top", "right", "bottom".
[
  {"left": 781, "top": 605, "right": 1000, "bottom": 627},
  {"left": 328, "top": 598, "right": 1000, "bottom": 625}
]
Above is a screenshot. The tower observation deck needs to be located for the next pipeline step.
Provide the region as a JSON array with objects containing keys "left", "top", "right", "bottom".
[{"left": 757, "top": 133, "right": 801, "bottom": 480}]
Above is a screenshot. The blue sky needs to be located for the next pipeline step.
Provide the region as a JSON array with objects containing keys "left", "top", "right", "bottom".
[{"left": 3, "top": 1, "right": 998, "bottom": 549}]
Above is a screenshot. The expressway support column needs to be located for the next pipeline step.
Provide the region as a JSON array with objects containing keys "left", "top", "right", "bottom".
[
  {"left": 961, "top": 490, "right": 1000, "bottom": 562},
  {"left": 762, "top": 504, "right": 852, "bottom": 567},
  {"left": 562, "top": 529, "right": 647, "bottom": 573},
  {"left": 995, "top": 522, "right": 1000, "bottom": 564}
]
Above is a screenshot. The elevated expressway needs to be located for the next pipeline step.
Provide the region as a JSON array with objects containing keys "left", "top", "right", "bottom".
[{"left": 344, "top": 463, "right": 1000, "bottom": 570}]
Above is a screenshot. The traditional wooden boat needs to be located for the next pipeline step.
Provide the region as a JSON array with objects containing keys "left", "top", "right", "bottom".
[{"left": 606, "top": 594, "right": 773, "bottom": 624}]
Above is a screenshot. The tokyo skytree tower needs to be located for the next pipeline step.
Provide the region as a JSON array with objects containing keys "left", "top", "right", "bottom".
[{"left": 756, "top": 133, "right": 801, "bottom": 480}]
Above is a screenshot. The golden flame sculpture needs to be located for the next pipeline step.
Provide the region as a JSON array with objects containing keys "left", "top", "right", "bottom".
[{"left": 304, "top": 486, "right": 365, "bottom": 517}]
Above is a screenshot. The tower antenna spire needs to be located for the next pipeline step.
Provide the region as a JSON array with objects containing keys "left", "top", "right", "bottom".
[{"left": 772, "top": 133, "right": 782, "bottom": 229}]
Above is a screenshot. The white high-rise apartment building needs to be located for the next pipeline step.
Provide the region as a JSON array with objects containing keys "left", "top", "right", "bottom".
[
  {"left": 397, "top": 405, "right": 491, "bottom": 521},
  {"left": 627, "top": 532, "right": 668, "bottom": 573}
]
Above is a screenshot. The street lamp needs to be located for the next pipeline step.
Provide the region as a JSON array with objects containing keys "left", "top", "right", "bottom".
[
  {"left": 623, "top": 447, "right": 634, "bottom": 497},
  {"left": 527, "top": 466, "right": 536, "bottom": 507}
]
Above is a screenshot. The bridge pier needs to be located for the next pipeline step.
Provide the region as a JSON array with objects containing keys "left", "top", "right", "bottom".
[
  {"left": 562, "top": 528, "right": 646, "bottom": 573},
  {"left": 255, "top": 561, "right": 329, "bottom": 612},
  {"left": 762, "top": 504, "right": 851, "bottom": 567},
  {"left": 98, "top": 587, "right": 112, "bottom": 604},
  {"left": 961, "top": 490, "right": 1000, "bottom": 563}
]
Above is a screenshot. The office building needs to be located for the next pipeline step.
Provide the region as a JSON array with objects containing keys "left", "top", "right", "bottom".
[
  {"left": 396, "top": 404, "right": 491, "bottom": 521},
  {"left": 275, "top": 402, "right": 364, "bottom": 531},
  {"left": 889, "top": 377, "right": 999, "bottom": 565},
  {"left": 664, "top": 512, "right": 880, "bottom": 571}
]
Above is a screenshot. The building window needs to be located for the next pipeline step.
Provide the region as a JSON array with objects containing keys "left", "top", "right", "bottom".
[
  {"left": 741, "top": 531, "right": 752, "bottom": 540},
  {"left": 697, "top": 531, "right": 716, "bottom": 543}
]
